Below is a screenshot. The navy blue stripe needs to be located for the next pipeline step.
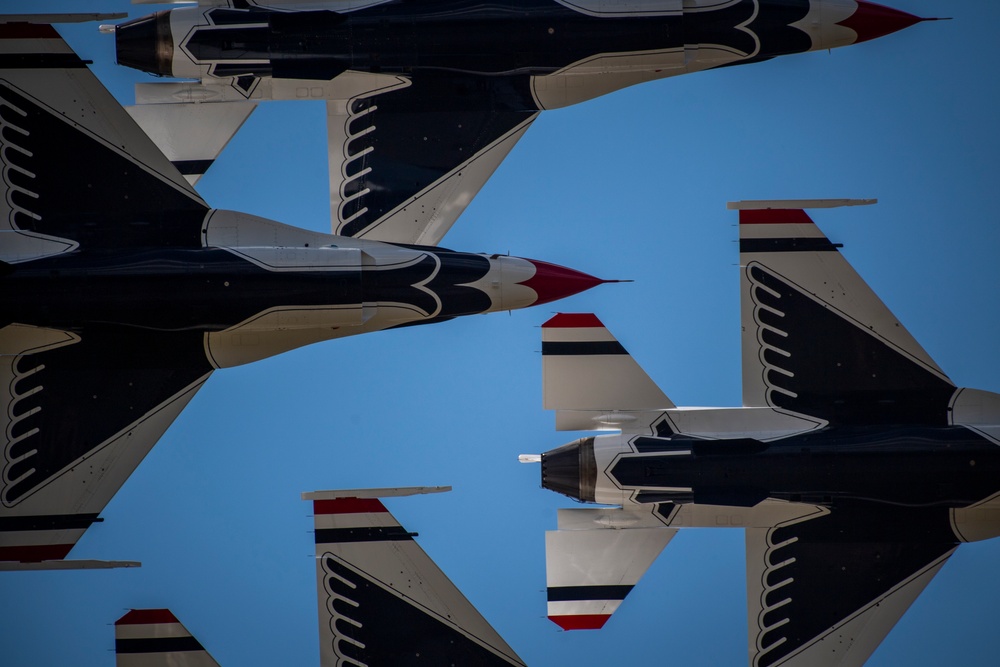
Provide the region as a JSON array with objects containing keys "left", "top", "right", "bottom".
[
  {"left": 633, "top": 437, "right": 691, "bottom": 454},
  {"left": 172, "top": 159, "right": 214, "bottom": 176},
  {"left": 0, "top": 54, "right": 89, "bottom": 68},
  {"left": 315, "top": 526, "right": 415, "bottom": 544},
  {"left": 740, "top": 237, "right": 842, "bottom": 253},
  {"left": 542, "top": 341, "right": 627, "bottom": 356},
  {"left": 547, "top": 585, "right": 633, "bottom": 602},
  {"left": 0, "top": 513, "right": 99, "bottom": 532},
  {"left": 116, "top": 637, "right": 204, "bottom": 654}
]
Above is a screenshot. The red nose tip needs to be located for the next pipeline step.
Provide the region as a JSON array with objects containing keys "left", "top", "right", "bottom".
[
  {"left": 519, "top": 260, "right": 614, "bottom": 306},
  {"left": 839, "top": 1, "right": 935, "bottom": 44}
]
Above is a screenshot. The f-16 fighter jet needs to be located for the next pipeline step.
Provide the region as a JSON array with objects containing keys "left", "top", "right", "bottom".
[
  {"left": 112, "top": 487, "right": 525, "bottom": 666},
  {"left": 112, "top": 0, "right": 936, "bottom": 245},
  {"left": 0, "top": 21, "right": 606, "bottom": 569},
  {"left": 523, "top": 200, "right": 1000, "bottom": 666}
]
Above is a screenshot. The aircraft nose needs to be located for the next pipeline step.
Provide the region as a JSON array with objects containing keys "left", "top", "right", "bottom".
[
  {"left": 518, "top": 259, "right": 610, "bottom": 307},
  {"left": 838, "top": 1, "right": 930, "bottom": 44}
]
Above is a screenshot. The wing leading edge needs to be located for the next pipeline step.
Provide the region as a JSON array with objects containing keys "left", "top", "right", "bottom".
[
  {"left": 306, "top": 487, "right": 527, "bottom": 667},
  {"left": 746, "top": 504, "right": 958, "bottom": 667},
  {"left": 0, "top": 22, "right": 213, "bottom": 567},
  {"left": 734, "top": 200, "right": 955, "bottom": 425}
]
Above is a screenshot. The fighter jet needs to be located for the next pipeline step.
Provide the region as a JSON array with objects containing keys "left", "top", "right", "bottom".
[
  {"left": 523, "top": 200, "right": 1000, "bottom": 666},
  {"left": 111, "top": 0, "right": 937, "bottom": 245},
  {"left": 112, "top": 487, "right": 526, "bottom": 666},
  {"left": 0, "top": 21, "right": 606, "bottom": 569}
]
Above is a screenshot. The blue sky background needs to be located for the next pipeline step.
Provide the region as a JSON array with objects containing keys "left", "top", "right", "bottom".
[{"left": 3, "top": 1, "right": 999, "bottom": 665}]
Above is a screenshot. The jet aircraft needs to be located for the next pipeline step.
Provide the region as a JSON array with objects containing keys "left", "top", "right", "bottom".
[
  {"left": 524, "top": 200, "right": 1000, "bottom": 666},
  {"left": 112, "top": 487, "right": 526, "bottom": 666},
  {"left": 0, "top": 20, "right": 606, "bottom": 569},
  {"left": 111, "top": 0, "right": 936, "bottom": 245}
]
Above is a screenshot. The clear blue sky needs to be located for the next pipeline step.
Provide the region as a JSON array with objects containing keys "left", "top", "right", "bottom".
[{"left": 3, "top": 2, "right": 999, "bottom": 665}]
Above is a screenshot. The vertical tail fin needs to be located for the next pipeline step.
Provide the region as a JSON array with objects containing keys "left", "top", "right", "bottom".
[
  {"left": 305, "top": 487, "right": 526, "bottom": 667},
  {"left": 115, "top": 609, "right": 220, "bottom": 667}
]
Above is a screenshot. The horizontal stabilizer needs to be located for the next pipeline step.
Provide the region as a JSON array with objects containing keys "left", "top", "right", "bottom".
[
  {"left": 309, "top": 488, "right": 526, "bottom": 666},
  {"left": 542, "top": 313, "right": 673, "bottom": 414},
  {"left": 115, "top": 609, "right": 220, "bottom": 667},
  {"left": 736, "top": 201, "right": 955, "bottom": 425},
  {"left": 127, "top": 100, "right": 257, "bottom": 185},
  {"left": 546, "top": 507, "right": 675, "bottom": 630}
]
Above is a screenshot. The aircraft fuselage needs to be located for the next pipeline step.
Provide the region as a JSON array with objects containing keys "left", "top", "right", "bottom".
[
  {"left": 542, "top": 423, "right": 1000, "bottom": 540},
  {"left": 3, "top": 209, "right": 600, "bottom": 368},
  {"left": 116, "top": 0, "right": 906, "bottom": 108}
]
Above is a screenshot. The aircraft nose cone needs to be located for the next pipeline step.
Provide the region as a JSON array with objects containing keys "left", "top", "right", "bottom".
[
  {"left": 838, "top": 1, "right": 927, "bottom": 44},
  {"left": 519, "top": 260, "right": 609, "bottom": 306}
]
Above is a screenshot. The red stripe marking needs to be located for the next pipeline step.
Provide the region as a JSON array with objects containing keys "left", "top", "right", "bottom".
[
  {"left": 0, "top": 543, "right": 73, "bottom": 562},
  {"left": 520, "top": 260, "right": 605, "bottom": 307},
  {"left": 116, "top": 609, "right": 180, "bottom": 626},
  {"left": 838, "top": 1, "right": 923, "bottom": 44},
  {"left": 542, "top": 313, "right": 604, "bottom": 329},
  {"left": 548, "top": 614, "right": 611, "bottom": 631},
  {"left": 0, "top": 23, "right": 61, "bottom": 39},
  {"left": 313, "top": 497, "right": 388, "bottom": 515},
  {"left": 739, "top": 209, "right": 813, "bottom": 225}
]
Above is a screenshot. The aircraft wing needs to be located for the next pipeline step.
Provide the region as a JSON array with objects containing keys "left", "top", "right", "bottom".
[
  {"left": 327, "top": 73, "right": 538, "bottom": 245},
  {"left": 0, "top": 21, "right": 213, "bottom": 566},
  {"left": 0, "top": 20, "right": 208, "bottom": 266},
  {"left": 305, "top": 487, "right": 527, "bottom": 667},
  {"left": 0, "top": 324, "right": 212, "bottom": 565},
  {"left": 734, "top": 200, "right": 956, "bottom": 426},
  {"left": 745, "top": 503, "right": 958, "bottom": 667},
  {"left": 130, "top": 71, "right": 537, "bottom": 247},
  {"left": 115, "top": 609, "right": 221, "bottom": 667}
]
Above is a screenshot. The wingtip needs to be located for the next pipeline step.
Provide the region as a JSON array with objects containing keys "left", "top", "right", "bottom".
[
  {"left": 542, "top": 313, "right": 605, "bottom": 329},
  {"left": 116, "top": 609, "right": 179, "bottom": 626},
  {"left": 549, "top": 614, "right": 611, "bottom": 631}
]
